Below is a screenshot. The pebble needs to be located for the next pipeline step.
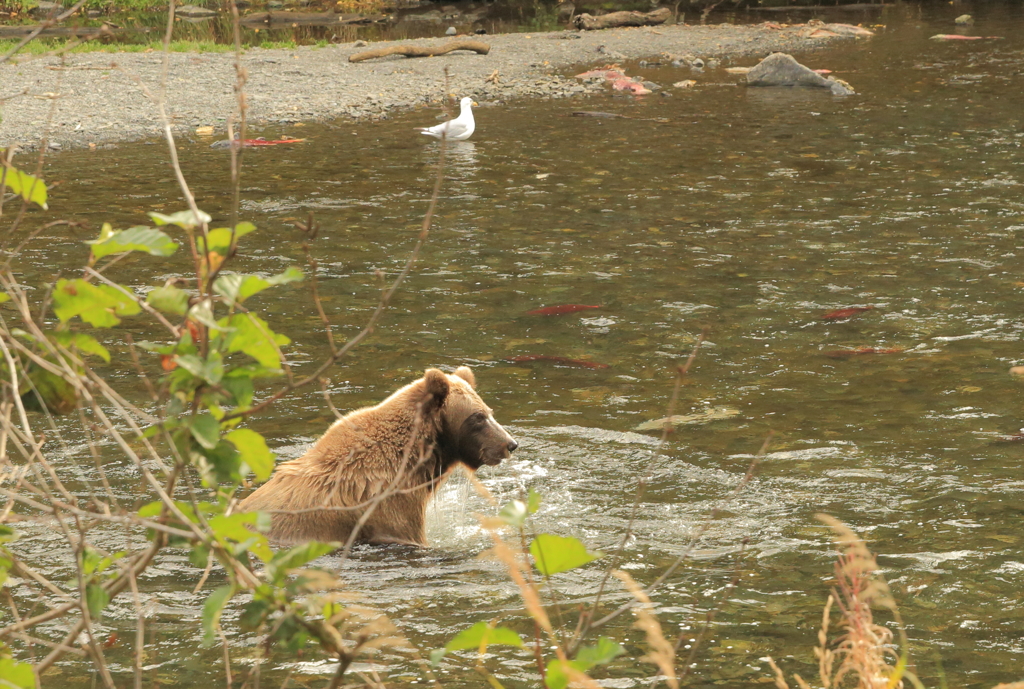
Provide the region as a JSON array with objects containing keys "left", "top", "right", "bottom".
[
  {"left": 446, "top": 26, "right": 457, "bottom": 35},
  {"left": 1010, "top": 366, "right": 1024, "bottom": 377}
]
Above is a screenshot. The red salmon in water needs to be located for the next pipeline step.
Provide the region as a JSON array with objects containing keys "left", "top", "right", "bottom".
[
  {"left": 525, "top": 304, "right": 602, "bottom": 316},
  {"left": 242, "top": 137, "right": 306, "bottom": 146},
  {"left": 821, "top": 305, "right": 875, "bottom": 321},
  {"left": 506, "top": 355, "right": 609, "bottom": 369}
]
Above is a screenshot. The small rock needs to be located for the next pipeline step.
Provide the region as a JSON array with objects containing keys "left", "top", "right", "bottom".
[
  {"left": 353, "top": 39, "right": 368, "bottom": 47},
  {"left": 177, "top": 4, "right": 218, "bottom": 17},
  {"left": 29, "top": 0, "right": 60, "bottom": 14},
  {"left": 954, "top": 14, "right": 974, "bottom": 25},
  {"left": 828, "top": 77, "right": 855, "bottom": 96},
  {"left": 725, "top": 66, "right": 750, "bottom": 75},
  {"left": 1010, "top": 366, "right": 1024, "bottom": 377},
  {"left": 445, "top": 25, "right": 457, "bottom": 35},
  {"left": 47, "top": 142, "right": 62, "bottom": 150},
  {"left": 673, "top": 79, "right": 696, "bottom": 88},
  {"left": 474, "top": 28, "right": 487, "bottom": 34},
  {"left": 641, "top": 81, "right": 660, "bottom": 90},
  {"left": 597, "top": 44, "right": 627, "bottom": 61},
  {"left": 691, "top": 57, "right": 704, "bottom": 69},
  {"left": 267, "top": 0, "right": 284, "bottom": 7},
  {"left": 706, "top": 58, "right": 720, "bottom": 69}
]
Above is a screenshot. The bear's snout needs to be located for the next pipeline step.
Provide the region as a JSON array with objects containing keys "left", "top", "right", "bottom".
[{"left": 507, "top": 438, "right": 519, "bottom": 453}]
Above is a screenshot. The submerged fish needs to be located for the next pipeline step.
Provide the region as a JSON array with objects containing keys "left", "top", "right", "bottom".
[
  {"left": 635, "top": 407, "right": 741, "bottom": 432},
  {"left": 506, "top": 355, "right": 609, "bottom": 369},
  {"left": 821, "top": 305, "right": 875, "bottom": 321},
  {"left": 210, "top": 137, "right": 306, "bottom": 149},
  {"left": 525, "top": 304, "right": 602, "bottom": 316},
  {"left": 824, "top": 347, "right": 903, "bottom": 359},
  {"left": 930, "top": 34, "right": 1001, "bottom": 40}
]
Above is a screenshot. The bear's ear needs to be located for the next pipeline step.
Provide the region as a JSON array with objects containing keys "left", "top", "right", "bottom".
[
  {"left": 419, "top": 368, "right": 450, "bottom": 417},
  {"left": 453, "top": 366, "right": 476, "bottom": 389}
]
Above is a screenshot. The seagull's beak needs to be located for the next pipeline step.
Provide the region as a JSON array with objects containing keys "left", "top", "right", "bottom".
[{"left": 472, "top": 101, "right": 479, "bottom": 106}]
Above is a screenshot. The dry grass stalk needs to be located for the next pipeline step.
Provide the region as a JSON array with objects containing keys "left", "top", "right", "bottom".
[
  {"left": 818, "top": 514, "right": 901, "bottom": 689},
  {"left": 768, "top": 515, "right": 908, "bottom": 689},
  {"left": 613, "top": 570, "right": 678, "bottom": 689},
  {"left": 481, "top": 523, "right": 553, "bottom": 634}
]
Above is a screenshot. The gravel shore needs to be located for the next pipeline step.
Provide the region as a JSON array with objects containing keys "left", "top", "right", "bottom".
[{"left": 0, "top": 22, "right": 849, "bottom": 150}]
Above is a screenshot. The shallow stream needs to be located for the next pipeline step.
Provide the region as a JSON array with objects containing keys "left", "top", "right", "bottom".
[{"left": 9, "top": 2, "right": 1024, "bottom": 687}]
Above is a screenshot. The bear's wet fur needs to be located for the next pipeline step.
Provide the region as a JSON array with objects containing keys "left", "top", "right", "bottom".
[{"left": 238, "top": 366, "right": 517, "bottom": 546}]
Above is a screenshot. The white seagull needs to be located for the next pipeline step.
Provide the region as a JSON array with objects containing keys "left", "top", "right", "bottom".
[{"left": 417, "top": 97, "right": 477, "bottom": 141}]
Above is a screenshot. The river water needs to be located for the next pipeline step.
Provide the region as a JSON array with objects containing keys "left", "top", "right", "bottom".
[{"left": 9, "top": 2, "right": 1024, "bottom": 687}]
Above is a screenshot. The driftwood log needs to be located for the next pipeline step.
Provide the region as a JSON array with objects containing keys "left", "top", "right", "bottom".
[
  {"left": 572, "top": 7, "right": 670, "bottom": 31},
  {"left": 349, "top": 40, "right": 490, "bottom": 63}
]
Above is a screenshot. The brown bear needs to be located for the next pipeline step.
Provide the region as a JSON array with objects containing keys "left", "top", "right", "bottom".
[{"left": 238, "top": 366, "right": 517, "bottom": 547}]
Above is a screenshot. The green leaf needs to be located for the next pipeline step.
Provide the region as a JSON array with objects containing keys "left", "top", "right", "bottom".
[
  {"left": 429, "top": 648, "right": 447, "bottom": 666},
  {"left": 529, "top": 534, "right": 601, "bottom": 576},
  {"left": 201, "top": 585, "right": 234, "bottom": 646},
  {"left": 176, "top": 352, "right": 224, "bottom": 385},
  {"left": 88, "top": 224, "right": 178, "bottom": 259},
  {"left": 0, "top": 292, "right": 9, "bottom": 304},
  {"left": 197, "top": 222, "right": 256, "bottom": 255},
  {"left": 220, "top": 313, "right": 290, "bottom": 368},
  {"left": 226, "top": 428, "right": 275, "bottom": 481},
  {"left": 546, "top": 659, "right": 589, "bottom": 689},
  {"left": 192, "top": 440, "right": 242, "bottom": 486},
  {"left": 214, "top": 266, "right": 303, "bottom": 306},
  {"left": 21, "top": 363, "right": 76, "bottom": 415},
  {"left": 266, "top": 541, "right": 338, "bottom": 582},
  {"left": 445, "top": 621, "right": 523, "bottom": 652},
  {"left": 0, "top": 164, "right": 48, "bottom": 210},
  {"left": 208, "top": 513, "right": 272, "bottom": 562},
  {"left": 52, "top": 331, "right": 110, "bottom": 362},
  {"left": 187, "top": 299, "right": 224, "bottom": 331},
  {"left": 146, "top": 285, "right": 190, "bottom": 316},
  {"left": 189, "top": 544, "right": 211, "bottom": 569},
  {"left": 0, "top": 656, "right": 36, "bottom": 689},
  {"left": 149, "top": 209, "right": 211, "bottom": 230},
  {"left": 221, "top": 373, "right": 254, "bottom": 409},
  {"left": 576, "top": 637, "right": 625, "bottom": 667},
  {"left": 188, "top": 414, "right": 221, "bottom": 450},
  {"left": 527, "top": 488, "right": 541, "bottom": 514},
  {"left": 85, "top": 584, "right": 109, "bottom": 619},
  {"left": 51, "top": 278, "right": 141, "bottom": 327},
  {"left": 498, "top": 499, "right": 528, "bottom": 528}
]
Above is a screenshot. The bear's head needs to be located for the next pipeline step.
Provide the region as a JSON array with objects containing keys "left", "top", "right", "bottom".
[{"left": 418, "top": 366, "right": 518, "bottom": 470}]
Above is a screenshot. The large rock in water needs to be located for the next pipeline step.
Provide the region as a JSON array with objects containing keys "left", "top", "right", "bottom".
[{"left": 746, "top": 52, "right": 855, "bottom": 96}]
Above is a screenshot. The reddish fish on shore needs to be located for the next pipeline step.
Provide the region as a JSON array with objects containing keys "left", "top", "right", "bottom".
[
  {"left": 507, "top": 355, "right": 609, "bottom": 369},
  {"left": 821, "top": 305, "right": 875, "bottom": 321},
  {"left": 824, "top": 347, "right": 903, "bottom": 360},
  {"left": 525, "top": 304, "right": 602, "bottom": 316}
]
